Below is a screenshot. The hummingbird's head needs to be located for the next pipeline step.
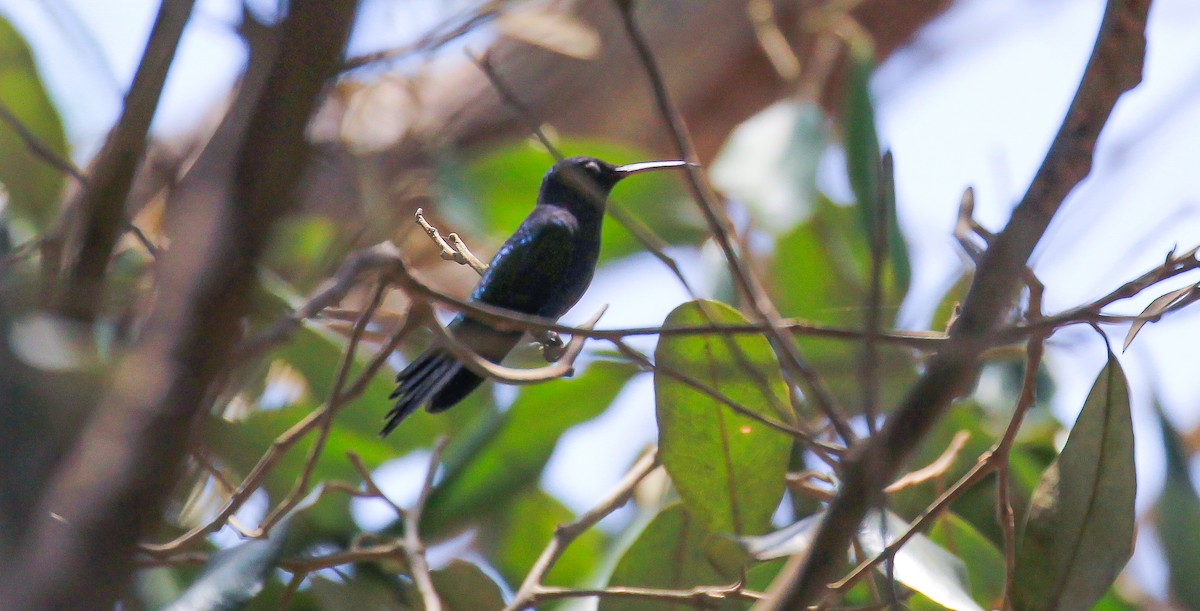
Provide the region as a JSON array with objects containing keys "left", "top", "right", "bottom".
[{"left": 541, "top": 156, "right": 691, "bottom": 211}]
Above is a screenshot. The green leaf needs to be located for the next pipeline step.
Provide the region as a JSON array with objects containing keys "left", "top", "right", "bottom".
[
  {"left": 481, "top": 488, "right": 606, "bottom": 589},
  {"left": 771, "top": 198, "right": 867, "bottom": 326},
  {"left": 654, "top": 300, "right": 793, "bottom": 536},
  {"left": 430, "top": 560, "right": 506, "bottom": 611},
  {"left": 769, "top": 199, "right": 916, "bottom": 412},
  {"left": 602, "top": 503, "right": 735, "bottom": 611},
  {"left": 424, "top": 361, "right": 636, "bottom": 535},
  {"left": 928, "top": 513, "right": 1005, "bottom": 609},
  {"left": 307, "top": 574, "right": 407, "bottom": 610},
  {"left": 840, "top": 39, "right": 910, "bottom": 293},
  {"left": 0, "top": 16, "right": 68, "bottom": 230},
  {"left": 1154, "top": 407, "right": 1200, "bottom": 608},
  {"left": 1013, "top": 353, "right": 1135, "bottom": 611}
]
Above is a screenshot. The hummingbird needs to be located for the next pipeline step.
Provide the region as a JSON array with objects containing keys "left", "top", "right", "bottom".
[{"left": 382, "top": 156, "right": 690, "bottom": 436}]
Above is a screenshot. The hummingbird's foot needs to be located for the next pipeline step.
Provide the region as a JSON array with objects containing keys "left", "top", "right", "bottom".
[{"left": 535, "top": 330, "right": 566, "bottom": 362}]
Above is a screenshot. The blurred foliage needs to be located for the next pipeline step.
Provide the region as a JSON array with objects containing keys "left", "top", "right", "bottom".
[
  {"left": 1154, "top": 407, "right": 1200, "bottom": 608},
  {"left": 0, "top": 15, "right": 68, "bottom": 232},
  {"left": 769, "top": 196, "right": 917, "bottom": 412},
  {"left": 0, "top": 11, "right": 1171, "bottom": 610}
]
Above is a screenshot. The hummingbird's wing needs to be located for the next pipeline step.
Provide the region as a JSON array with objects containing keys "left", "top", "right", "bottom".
[
  {"left": 383, "top": 210, "right": 585, "bottom": 434},
  {"left": 470, "top": 208, "right": 582, "bottom": 318}
]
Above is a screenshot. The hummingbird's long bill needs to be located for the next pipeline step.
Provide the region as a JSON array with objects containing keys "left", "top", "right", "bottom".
[{"left": 613, "top": 160, "right": 694, "bottom": 175}]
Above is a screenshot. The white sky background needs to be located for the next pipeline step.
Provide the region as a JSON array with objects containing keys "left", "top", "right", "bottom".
[{"left": 6, "top": 0, "right": 1200, "bottom": 599}]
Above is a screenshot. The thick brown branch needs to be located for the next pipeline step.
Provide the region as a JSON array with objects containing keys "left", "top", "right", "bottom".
[
  {"left": 0, "top": 3, "right": 360, "bottom": 607},
  {"left": 54, "top": 0, "right": 196, "bottom": 321}
]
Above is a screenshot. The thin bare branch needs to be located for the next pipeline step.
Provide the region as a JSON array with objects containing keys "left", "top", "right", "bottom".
[
  {"left": 507, "top": 450, "right": 660, "bottom": 611},
  {"left": 0, "top": 99, "right": 86, "bottom": 184},
  {"left": 416, "top": 207, "right": 489, "bottom": 274},
  {"left": 252, "top": 280, "right": 388, "bottom": 536},
  {"left": 142, "top": 313, "right": 419, "bottom": 556},
  {"left": 528, "top": 584, "right": 763, "bottom": 607},
  {"left": 883, "top": 430, "right": 970, "bottom": 494},
  {"left": 404, "top": 437, "right": 449, "bottom": 611}
]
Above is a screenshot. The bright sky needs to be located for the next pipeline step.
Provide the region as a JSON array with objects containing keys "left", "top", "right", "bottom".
[{"left": 6, "top": 0, "right": 1200, "bottom": 599}]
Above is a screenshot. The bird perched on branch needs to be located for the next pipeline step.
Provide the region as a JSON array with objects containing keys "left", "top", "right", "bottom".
[{"left": 382, "top": 156, "right": 690, "bottom": 436}]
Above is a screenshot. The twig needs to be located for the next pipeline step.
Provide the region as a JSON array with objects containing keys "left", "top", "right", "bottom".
[
  {"left": 346, "top": 452, "right": 405, "bottom": 517},
  {"left": 235, "top": 242, "right": 406, "bottom": 361},
  {"left": 395, "top": 238, "right": 943, "bottom": 347},
  {"left": 0, "top": 100, "right": 87, "bottom": 184},
  {"left": 748, "top": 0, "right": 801, "bottom": 81},
  {"left": 883, "top": 430, "right": 970, "bottom": 493},
  {"left": 415, "top": 207, "right": 489, "bottom": 274},
  {"left": 506, "top": 450, "right": 660, "bottom": 611},
  {"left": 404, "top": 437, "right": 449, "bottom": 611},
  {"left": 528, "top": 584, "right": 763, "bottom": 606},
  {"left": 860, "top": 152, "right": 893, "bottom": 434},
  {"left": 279, "top": 541, "right": 405, "bottom": 574},
  {"left": 614, "top": 0, "right": 854, "bottom": 445},
  {"left": 252, "top": 280, "right": 388, "bottom": 537},
  {"left": 276, "top": 448, "right": 436, "bottom": 604},
  {"left": 141, "top": 314, "right": 420, "bottom": 556},
  {"left": 1010, "top": 245, "right": 1200, "bottom": 338},
  {"left": 612, "top": 340, "right": 829, "bottom": 448},
  {"left": 342, "top": 3, "right": 501, "bottom": 71},
  {"left": 430, "top": 305, "right": 607, "bottom": 383},
  {"left": 766, "top": 0, "right": 1151, "bottom": 605}
]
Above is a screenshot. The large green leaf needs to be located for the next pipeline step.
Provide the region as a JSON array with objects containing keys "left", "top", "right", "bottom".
[
  {"left": 602, "top": 503, "right": 737, "bottom": 611},
  {"left": 655, "top": 300, "right": 792, "bottom": 536},
  {"left": 0, "top": 17, "right": 68, "bottom": 231},
  {"left": 1154, "top": 407, "right": 1200, "bottom": 608},
  {"left": 423, "top": 361, "right": 636, "bottom": 534},
  {"left": 1013, "top": 354, "right": 1135, "bottom": 611}
]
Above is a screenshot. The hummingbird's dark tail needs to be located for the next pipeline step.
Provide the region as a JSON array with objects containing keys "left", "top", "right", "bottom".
[{"left": 381, "top": 318, "right": 522, "bottom": 437}]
